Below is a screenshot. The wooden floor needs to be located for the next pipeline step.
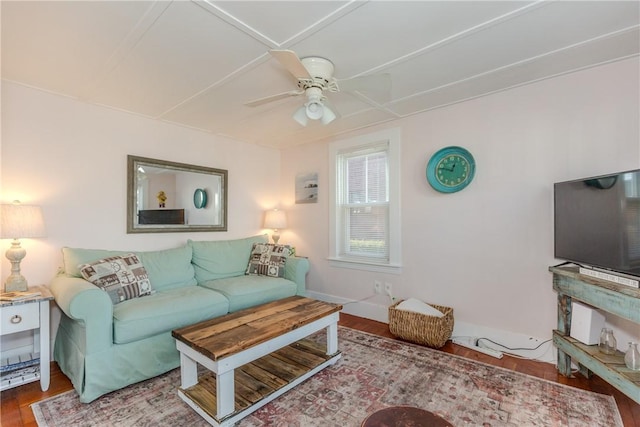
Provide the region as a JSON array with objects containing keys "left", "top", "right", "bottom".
[{"left": 1, "top": 313, "right": 638, "bottom": 426}]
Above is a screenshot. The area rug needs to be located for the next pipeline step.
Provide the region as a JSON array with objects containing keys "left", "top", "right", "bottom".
[{"left": 32, "top": 327, "right": 623, "bottom": 427}]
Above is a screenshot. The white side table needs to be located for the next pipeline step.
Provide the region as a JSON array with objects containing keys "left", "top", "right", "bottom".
[{"left": 0, "top": 285, "right": 53, "bottom": 391}]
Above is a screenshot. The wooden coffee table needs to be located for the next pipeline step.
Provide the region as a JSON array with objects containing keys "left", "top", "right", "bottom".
[{"left": 172, "top": 296, "right": 342, "bottom": 427}]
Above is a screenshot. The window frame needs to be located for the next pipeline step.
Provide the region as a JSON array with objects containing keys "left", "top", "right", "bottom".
[{"left": 328, "top": 128, "right": 402, "bottom": 274}]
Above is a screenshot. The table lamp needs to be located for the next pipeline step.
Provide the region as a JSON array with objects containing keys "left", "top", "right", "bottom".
[
  {"left": 263, "top": 209, "right": 287, "bottom": 244},
  {"left": 1, "top": 201, "right": 46, "bottom": 292}
]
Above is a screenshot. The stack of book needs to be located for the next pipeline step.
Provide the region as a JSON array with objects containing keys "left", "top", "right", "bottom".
[
  {"left": 1, "top": 353, "right": 40, "bottom": 372},
  {"left": 1, "top": 353, "right": 40, "bottom": 389}
]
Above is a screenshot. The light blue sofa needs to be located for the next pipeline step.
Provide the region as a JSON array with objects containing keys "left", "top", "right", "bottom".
[{"left": 50, "top": 235, "right": 309, "bottom": 403}]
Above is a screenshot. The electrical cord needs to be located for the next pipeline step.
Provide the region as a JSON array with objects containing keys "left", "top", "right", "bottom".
[
  {"left": 341, "top": 294, "right": 379, "bottom": 306},
  {"left": 475, "top": 337, "right": 553, "bottom": 361},
  {"left": 477, "top": 337, "right": 552, "bottom": 352}
]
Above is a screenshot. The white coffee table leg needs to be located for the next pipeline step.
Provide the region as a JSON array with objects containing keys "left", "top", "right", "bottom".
[
  {"left": 327, "top": 321, "right": 338, "bottom": 355},
  {"left": 217, "top": 369, "right": 235, "bottom": 419},
  {"left": 180, "top": 352, "right": 198, "bottom": 389}
]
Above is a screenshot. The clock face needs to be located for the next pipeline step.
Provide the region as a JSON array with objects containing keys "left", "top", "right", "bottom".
[{"left": 426, "top": 146, "right": 475, "bottom": 193}]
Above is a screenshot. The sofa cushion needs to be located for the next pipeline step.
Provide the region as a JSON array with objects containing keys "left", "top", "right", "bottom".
[
  {"left": 79, "top": 253, "right": 152, "bottom": 304},
  {"left": 63, "top": 247, "right": 125, "bottom": 277},
  {"left": 62, "top": 245, "right": 196, "bottom": 291},
  {"left": 245, "top": 243, "right": 291, "bottom": 278},
  {"left": 112, "top": 286, "right": 229, "bottom": 344},
  {"left": 136, "top": 245, "right": 196, "bottom": 291},
  {"left": 189, "top": 235, "right": 268, "bottom": 283},
  {"left": 199, "top": 275, "right": 297, "bottom": 312}
]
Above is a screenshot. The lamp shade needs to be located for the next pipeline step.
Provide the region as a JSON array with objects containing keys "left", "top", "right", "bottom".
[
  {"left": 1, "top": 203, "right": 47, "bottom": 239},
  {"left": 264, "top": 209, "right": 287, "bottom": 230}
]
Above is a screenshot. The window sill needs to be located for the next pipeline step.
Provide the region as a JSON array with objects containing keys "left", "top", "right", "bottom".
[{"left": 327, "top": 257, "right": 402, "bottom": 274}]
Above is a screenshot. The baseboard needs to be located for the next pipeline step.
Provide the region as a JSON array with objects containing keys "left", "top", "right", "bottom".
[
  {"left": 306, "top": 290, "right": 390, "bottom": 323},
  {"left": 307, "top": 290, "right": 556, "bottom": 364}
]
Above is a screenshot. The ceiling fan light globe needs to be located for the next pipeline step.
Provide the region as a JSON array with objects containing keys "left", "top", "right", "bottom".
[
  {"left": 293, "top": 106, "right": 308, "bottom": 126},
  {"left": 321, "top": 104, "right": 337, "bottom": 125},
  {"left": 306, "top": 101, "right": 324, "bottom": 120}
]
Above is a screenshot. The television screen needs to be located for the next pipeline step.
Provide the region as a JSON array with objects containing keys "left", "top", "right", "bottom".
[{"left": 554, "top": 169, "right": 640, "bottom": 278}]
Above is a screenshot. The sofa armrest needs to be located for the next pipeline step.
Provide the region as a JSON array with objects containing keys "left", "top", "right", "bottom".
[
  {"left": 285, "top": 257, "right": 310, "bottom": 295},
  {"left": 50, "top": 274, "right": 114, "bottom": 353}
]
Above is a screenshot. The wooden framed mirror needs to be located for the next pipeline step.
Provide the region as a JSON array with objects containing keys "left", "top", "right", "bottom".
[{"left": 127, "top": 155, "right": 227, "bottom": 233}]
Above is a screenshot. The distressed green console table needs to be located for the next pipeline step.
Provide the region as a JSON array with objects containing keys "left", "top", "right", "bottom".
[{"left": 550, "top": 265, "right": 640, "bottom": 404}]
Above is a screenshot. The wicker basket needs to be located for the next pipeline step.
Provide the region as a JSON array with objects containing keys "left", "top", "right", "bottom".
[{"left": 388, "top": 300, "right": 454, "bottom": 348}]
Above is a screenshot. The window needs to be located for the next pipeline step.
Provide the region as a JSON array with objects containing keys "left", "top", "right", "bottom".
[{"left": 329, "top": 129, "right": 401, "bottom": 273}]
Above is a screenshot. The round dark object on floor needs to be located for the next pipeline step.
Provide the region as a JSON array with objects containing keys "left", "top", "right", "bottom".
[{"left": 362, "top": 406, "right": 454, "bottom": 427}]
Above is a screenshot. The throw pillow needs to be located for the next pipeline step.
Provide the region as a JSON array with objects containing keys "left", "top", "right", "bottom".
[
  {"left": 79, "top": 253, "right": 152, "bottom": 304},
  {"left": 245, "top": 243, "right": 291, "bottom": 278}
]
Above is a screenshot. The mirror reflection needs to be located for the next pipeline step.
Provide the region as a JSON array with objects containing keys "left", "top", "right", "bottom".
[{"left": 127, "top": 155, "right": 227, "bottom": 233}]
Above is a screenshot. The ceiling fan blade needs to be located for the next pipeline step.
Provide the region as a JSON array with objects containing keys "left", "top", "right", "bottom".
[
  {"left": 245, "top": 90, "right": 304, "bottom": 107},
  {"left": 337, "top": 73, "right": 391, "bottom": 103},
  {"left": 269, "top": 49, "right": 311, "bottom": 80}
]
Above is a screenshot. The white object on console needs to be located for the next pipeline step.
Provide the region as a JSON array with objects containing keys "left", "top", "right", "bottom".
[
  {"left": 396, "top": 298, "right": 444, "bottom": 318},
  {"left": 578, "top": 267, "right": 639, "bottom": 288},
  {"left": 570, "top": 301, "right": 605, "bottom": 345}
]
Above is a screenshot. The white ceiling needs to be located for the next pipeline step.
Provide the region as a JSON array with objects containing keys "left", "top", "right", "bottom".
[{"left": 2, "top": 1, "right": 639, "bottom": 149}]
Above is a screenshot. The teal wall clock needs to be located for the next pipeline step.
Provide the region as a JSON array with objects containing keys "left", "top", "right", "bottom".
[{"left": 426, "top": 146, "right": 476, "bottom": 193}]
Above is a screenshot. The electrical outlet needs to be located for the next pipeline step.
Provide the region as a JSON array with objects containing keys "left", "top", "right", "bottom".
[
  {"left": 384, "top": 282, "right": 393, "bottom": 295},
  {"left": 374, "top": 280, "right": 382, "bottom": 294}
]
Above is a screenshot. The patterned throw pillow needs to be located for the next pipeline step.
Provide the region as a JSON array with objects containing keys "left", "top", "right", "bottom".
[
  {"left": 245, "top": 243, "right": 291, "bottom": 278},
  {"left": 79, "top": 253, "right": 152, "bottom": 304}
]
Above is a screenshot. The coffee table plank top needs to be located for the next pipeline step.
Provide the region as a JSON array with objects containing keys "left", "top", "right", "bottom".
[{"left": 172, "top": 296, "right": 342, "bottom": 361}]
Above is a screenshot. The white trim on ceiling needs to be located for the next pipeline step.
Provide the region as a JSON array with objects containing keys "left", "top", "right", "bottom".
[
  {"left": 349, "top": 0, "right": 550, "bottom": 79},
  {"left": 80, "top": 1, "right": 174, "bottom": 102},
  {"left": 391, "top": 25, "right": 640, "bottom": 110}
]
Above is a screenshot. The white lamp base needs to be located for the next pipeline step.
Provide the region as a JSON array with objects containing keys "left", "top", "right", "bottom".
[
  {"left": 272, "top": 231, "right": 281, "bottom": 244},
  {"left": 4, "top": 239, "right": 28, "bottom": 292}
]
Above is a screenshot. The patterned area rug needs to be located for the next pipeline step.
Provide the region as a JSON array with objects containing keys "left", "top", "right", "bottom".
[{"left": 32, "top": 327, "right": 622, "bottom": 427}]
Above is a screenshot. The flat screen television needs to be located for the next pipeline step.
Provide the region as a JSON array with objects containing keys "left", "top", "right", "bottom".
[{"left": 554, "top": 169, "right": 640, "bottom": 278}]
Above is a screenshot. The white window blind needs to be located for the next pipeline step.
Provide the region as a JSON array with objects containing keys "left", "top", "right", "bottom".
[
  {"left": 329, "top": 128, "right": 401, "bottom": 273},
  {"left": 337, "top": 142, "right": 390, "bottom": 261}
]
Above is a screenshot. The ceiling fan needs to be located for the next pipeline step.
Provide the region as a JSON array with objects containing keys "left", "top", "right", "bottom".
[{"left": 245, "top": 50, "right": 391, "bottom": 126}]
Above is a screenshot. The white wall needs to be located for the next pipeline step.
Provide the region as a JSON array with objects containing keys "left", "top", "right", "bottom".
[
  {"left": 1, "top": 81, "right": 283, "bottom": 282},
  {"left": 280, "top": 58, "right": 640, "bottom": 354},
  {"left": 1, "top": 82, "right": 282, "bottom": 352}
]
